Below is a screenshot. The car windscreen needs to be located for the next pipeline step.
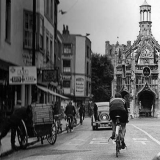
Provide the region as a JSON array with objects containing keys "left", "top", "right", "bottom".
[{"left": 97, "top": 105, "right": 109, "bottom": 111}]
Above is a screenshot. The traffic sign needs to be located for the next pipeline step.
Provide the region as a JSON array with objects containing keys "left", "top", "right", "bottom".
[{"left": 9, "top": 66, "right": 37, "bottom": 84}]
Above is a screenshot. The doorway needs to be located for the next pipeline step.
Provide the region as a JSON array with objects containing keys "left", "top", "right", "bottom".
[{"left": 138, "top": 90, "right": 155, "bottom": 117}]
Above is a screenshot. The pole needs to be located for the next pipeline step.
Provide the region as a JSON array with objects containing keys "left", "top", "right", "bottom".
[
  {"left": 32, "top": 0, "right": 36, "bottom": 103},
  {"left": 32, "top": 0, "right": 36, "bottom": 66}
]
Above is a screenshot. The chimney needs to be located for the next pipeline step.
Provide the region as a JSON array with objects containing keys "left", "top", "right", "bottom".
[
  {"left": 62, "top": 24, "right": 66, "bottom": 34},
  {"left": 66, "top": 25, "right": 70, "bottom": 34}
]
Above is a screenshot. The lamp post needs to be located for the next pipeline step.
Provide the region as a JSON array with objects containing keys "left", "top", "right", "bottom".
[
  {"left": 31, "top": 0, "right": 36, "bottom": 103},
  {"left": 32, "top": 0, "right": 36, "bottom": 66}
]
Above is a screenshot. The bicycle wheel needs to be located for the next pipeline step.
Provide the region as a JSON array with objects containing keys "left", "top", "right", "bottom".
[
  {"left": 46, "top": 123, "right": 57, "bottom": 145},
  {"left": 116, "top": 137, "right": 120, "bottom": 157},
  {"left": 17, "top": 120, "right": 28, "bottom": 149}
]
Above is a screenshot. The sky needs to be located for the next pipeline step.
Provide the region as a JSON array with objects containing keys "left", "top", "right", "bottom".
[{"left": 58, "top": 0, "right": 160, "bottom": 55}]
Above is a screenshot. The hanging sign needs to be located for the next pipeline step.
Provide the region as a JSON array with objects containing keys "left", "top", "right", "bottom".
[{"left": 9, "top": 66, "right": 37, "bottom": 84}]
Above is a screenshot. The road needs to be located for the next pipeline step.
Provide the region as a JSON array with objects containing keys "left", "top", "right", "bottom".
[{"left": 2, "top": 117, "right": 160, "bottom": 160}]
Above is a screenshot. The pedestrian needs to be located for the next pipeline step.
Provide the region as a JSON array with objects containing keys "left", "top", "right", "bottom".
[
  {"left": 78, "top": 103, "right": 85, "bottom": 124},
  {"left": 93, "top": 100, "right": 98, "bottom": 121},
  {"left": 0, "top": 100, "right": 31, "bottom": 150}
]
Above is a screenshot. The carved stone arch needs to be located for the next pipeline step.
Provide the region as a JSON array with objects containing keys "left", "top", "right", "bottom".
[{"left": 136, "top": 82, "right": 157, "bottom": 99}]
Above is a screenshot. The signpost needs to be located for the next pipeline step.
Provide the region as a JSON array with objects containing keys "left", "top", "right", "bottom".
[{"left": 9, "top": 66, "right": 37, "bottom": 85}]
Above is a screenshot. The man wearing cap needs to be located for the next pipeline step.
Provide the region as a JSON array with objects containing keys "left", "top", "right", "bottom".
[{"left": 0, "top": 100, "right": 30, "bottom": 150}]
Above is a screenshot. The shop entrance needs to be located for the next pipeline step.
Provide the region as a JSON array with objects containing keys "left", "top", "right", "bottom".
[{"left": 138, "top": 90, "right": 155, "bottom": 117}]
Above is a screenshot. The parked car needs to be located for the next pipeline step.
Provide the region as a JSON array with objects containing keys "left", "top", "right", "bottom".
[{"left": 91, "top": 102, "right": 112, "bottom": 130}]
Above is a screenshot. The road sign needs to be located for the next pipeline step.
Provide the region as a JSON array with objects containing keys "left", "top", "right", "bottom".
[{"left": 9, "top": 66, "right": 37, "bottom": 84}]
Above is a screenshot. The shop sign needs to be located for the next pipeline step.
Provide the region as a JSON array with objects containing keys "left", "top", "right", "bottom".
[
  {"left": 75, "top": 76, "right": 84, "bottom": 96},
  {"left": 9, "top": 66, "right": 37, "bottom": 84},
  {"left": 42, "top": 70, "right": 57, "bottom": 82},
  {"left": 143, "top": 67, "right": 150, "bottom": 77}
]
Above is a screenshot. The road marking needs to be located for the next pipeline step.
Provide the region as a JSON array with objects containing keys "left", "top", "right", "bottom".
[
  {"left": 90, "top": 137, "right": 108, "bottom": 144},
  {"left": 132, "top": 124, "right": 160, "bottom": 145},
  {"left": 133, "top": 138, "right": 149, "bottom": 145}
]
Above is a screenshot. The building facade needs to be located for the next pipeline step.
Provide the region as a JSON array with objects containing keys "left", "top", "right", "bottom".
[
  {"left": 105, "top": 0, "right": 160, "bottom": 118},
  {"left": 0, "top": 0, "right": 60, "bottom": 116},
  {"left": 61, "top": 25, "right": 92, "bottom": 109}
]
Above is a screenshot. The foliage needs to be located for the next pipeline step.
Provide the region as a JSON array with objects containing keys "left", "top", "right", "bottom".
[{"left": 91, "top": 53, "right": 114, "bottom": 102}]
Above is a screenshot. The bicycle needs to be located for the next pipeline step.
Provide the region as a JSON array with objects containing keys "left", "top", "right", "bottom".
[
  {"left": 54, "top": 114, "right": 62, "bottom": 134},
  {"left": 115, "top": 115, "right": 124, "bottom": 157},
  {"left": 66, "top": 115, "right": 73, "bottom": 133}
]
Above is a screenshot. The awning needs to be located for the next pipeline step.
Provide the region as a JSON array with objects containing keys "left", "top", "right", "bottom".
[{"left": 37, "top": 85, "right": 69, "bottom": 99}]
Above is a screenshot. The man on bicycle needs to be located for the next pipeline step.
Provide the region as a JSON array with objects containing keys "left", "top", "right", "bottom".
[
  {"left": 109, "top": 92, "right": 129, "bottom": 149},
  {"left": 64, "top": 101, "right": 76, "bottom": 131}
]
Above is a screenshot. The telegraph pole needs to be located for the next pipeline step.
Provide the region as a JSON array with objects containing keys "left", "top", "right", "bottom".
[{"left": 32, "top": 0, "right": 36, "bottom": 66}]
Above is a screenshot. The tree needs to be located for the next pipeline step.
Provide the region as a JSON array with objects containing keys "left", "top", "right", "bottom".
[{"left": 91, "top": 53, "right": 114, "bottom": 102}]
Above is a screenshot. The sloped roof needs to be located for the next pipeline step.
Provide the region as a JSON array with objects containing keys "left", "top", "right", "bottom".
[{"left": 140, "top": 0, "right": 151, "bottom": 7}]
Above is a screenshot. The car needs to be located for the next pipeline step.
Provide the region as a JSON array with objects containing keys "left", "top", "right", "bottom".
[{"left": 91, "top": 102, "right": 112, "bottom": 130}]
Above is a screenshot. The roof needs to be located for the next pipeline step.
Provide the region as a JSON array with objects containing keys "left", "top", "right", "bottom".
[
  {"left": 95, "top": 102, "right": 109, "bottom": 107},
  {"left": 140, "top": 0, "right": 151, "bottom": 6}
]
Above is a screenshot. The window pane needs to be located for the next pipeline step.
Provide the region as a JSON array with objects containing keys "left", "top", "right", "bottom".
[{"left": 63, "top": 81, "right": 70, "bottom": 88}]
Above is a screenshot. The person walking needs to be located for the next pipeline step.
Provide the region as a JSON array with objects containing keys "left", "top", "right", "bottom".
[
  {"left": 93, "top": 100, "right": 98, "bottom": 121},
  {"left": 79, "top": 103, "right": 85, "bottom": 124}
]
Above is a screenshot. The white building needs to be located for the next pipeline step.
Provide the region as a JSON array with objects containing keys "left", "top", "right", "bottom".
[{"left": 61, "top": 25, "right": 92, "bottom": 110}]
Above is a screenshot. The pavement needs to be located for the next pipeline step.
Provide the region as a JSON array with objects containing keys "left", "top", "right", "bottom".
[{"left": 0, "top": 117, "right": 80, "bottom": 158}]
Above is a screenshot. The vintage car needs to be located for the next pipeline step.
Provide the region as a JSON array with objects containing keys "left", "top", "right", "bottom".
[{"left": 91, "top": 102, "right": 112, "bottom": 130}]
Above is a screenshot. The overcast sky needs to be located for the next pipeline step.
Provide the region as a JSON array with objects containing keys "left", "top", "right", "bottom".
[{"left": 58, "top": 0, "right": 160, "bottom": 55}]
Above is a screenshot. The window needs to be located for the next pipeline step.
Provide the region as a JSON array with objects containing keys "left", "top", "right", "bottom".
[
  {"left": 87, "top": 46, "right": 90, "bottom": 58},
  {"left": 5, "top": 0, "right": 11, "bottom": 43},
  {"left": 63, "top": 60, "right": 71, "bottom": 72},
  {"left": 39, "top": 17, "right": 44, "bottom": 50},
  {"left": 64, "top": 44, "right": 72, "bottom": 54},
  {"left": 44, "top": 0, "right": 53, "bottom": 23},
  {"left": 24, "top": 11, "right": 38, "bottom": 49},
  {"left": 46, "top": 35, "right": 49, "bottom": 62},
  {"left": 87, "top": 62, "right": 89, "bottom": 75},
  {"left": 50, "top": 39, "right": 53, "bottom": 62},
  {"left": 63, "top": 80, "right": 70, "bottom": 88}
]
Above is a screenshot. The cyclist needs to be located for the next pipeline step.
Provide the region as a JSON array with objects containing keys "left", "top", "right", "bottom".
[
  {"left": 109, "top": 92, "right": 129, "bottom": 149},
  {"left": 64, "top": 101, "right": 76, "bottom": 131}
]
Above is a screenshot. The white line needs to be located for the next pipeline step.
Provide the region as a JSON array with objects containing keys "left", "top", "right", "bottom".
[{"left": 132, "top": 124, "right": 160, "bottom": 145}]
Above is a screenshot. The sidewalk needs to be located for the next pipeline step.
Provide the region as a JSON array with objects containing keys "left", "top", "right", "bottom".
[{"left": 0, "top": 118, "right": 80, "bottom": 158}]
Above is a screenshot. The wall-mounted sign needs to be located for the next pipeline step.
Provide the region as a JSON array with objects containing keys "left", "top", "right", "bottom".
[
  {"left": 75, "top": 76, "right": 85, "bottom": 96},
  {"left": 9, "top": 66, "right": 37, "bottom": 84},
  {"left": 42, "top": 70, "right": 57, "bottom": 82},
  {"left": 143, "top": 67, "right": 150, "bottom": 77}
]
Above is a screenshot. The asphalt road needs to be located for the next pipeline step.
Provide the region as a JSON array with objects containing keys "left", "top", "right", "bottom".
[{"left": 2, "top": 117, "right": 160, "bottom": 160}]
